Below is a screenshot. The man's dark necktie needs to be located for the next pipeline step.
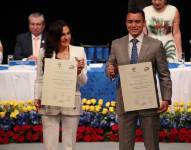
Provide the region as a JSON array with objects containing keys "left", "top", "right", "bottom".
[{"left": 130, "top": 38, "right": 139, "bottom": 64}]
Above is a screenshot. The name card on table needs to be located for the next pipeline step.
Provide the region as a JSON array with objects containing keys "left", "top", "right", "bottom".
[
  {"left": 118, "top": 62, "right": 159, "bottom": 112},
  {"left": 0, "top": 65, "right": 9, "bottom": 70},
  {"left": 8, "top": 60, "right": 36, "bottom": 70}
]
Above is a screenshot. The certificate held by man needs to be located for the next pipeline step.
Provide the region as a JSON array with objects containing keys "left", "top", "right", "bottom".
[
  {"left": 118, "top": 62, "right": 159, "bottom": 112},
  {"left": 41, "top": 58, "right": 77, "bottom": 108}
]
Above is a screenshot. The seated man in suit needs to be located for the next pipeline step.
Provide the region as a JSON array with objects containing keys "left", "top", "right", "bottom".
[{"left": 14, "top": 12, "right": 46, "bottom": 61}]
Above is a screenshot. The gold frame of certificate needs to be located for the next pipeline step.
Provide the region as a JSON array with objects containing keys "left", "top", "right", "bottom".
[
  {"left": 118, "top": 62, "right": 159, "bottom": 112},
  {"left": 41, "top": 58, "right": 77, "bottom": 108}
]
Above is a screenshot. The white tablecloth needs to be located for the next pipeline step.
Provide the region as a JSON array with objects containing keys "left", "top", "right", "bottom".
[
  {"left": 0, "top": 69, "right": 36, "bottom": 101},
  {"left": 0, "top": 66, "right": 191, "bottom": 103},
  {"left": 156, "top": 67, "right": 191, "bottom": 104},
  {"left": 170, "top": 67, "right": 191, "bottom": 103}
]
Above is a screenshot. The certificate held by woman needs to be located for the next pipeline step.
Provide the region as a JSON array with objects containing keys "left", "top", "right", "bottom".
[{"left": 41, "top": 58, "right": 77, "bottom": 108}]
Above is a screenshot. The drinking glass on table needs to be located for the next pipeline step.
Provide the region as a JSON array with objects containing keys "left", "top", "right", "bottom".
[
  {"left": 178, "top": 52, "right": 186, "bottom": 68},
  {"left": 7, "top": 55, "right": 14, "bottom": 64}
]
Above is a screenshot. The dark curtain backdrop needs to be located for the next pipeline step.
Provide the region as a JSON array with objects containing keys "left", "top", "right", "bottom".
[{"left": 0, "top": 0, "right": 191, "bottom": 63}]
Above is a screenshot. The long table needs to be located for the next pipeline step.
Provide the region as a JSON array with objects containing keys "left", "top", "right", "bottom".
[
  {"left": 0, "top": 64, "right": 191, "bottom": 104},
  {"left": 169, "top": 67, "right": 191, "bottom": 103}
]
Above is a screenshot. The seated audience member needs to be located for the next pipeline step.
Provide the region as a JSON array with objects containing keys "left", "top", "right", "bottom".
[
  {"left": 0, "top": 40, "right": 3, "bottom": 64},
  {"left": 14, "top": 12, "right": 46, "bottom": 61}
]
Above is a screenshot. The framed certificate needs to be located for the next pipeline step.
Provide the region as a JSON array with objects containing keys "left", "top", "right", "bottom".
[
  {"left": 41, "top": 58, "right": 77, "bottom": 108},
  {"left": 118, "top": 62, "right": 159, "bottom": 112}
]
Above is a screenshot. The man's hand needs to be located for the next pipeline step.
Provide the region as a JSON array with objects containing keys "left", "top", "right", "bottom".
[
  {"left": 75, "top": 57, "right": 85, "bottom": 75},
  {"left": 107, "top": 64, "right": 116, "bottom": 79},
  {"left": 34, "top": 99, "right": 41, "bottom": 110},
  {"left": 158, "top": 100, "right": 169, "bottom": 113}
]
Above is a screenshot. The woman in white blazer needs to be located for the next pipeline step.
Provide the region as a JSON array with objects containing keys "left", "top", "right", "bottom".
[{"left": 34, "top": 20, "right": 88, "bottom": 150}]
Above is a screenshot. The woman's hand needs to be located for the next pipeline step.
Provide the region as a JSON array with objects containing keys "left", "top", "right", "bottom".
[
  {"left": 75, "top": 57, "right": 85, "bottom": 75},
  {"left": 27, "top": 55, "right": 38, "bottom": 61}
]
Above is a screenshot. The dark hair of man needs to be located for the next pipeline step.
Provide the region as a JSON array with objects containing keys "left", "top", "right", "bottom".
[
  {"left": 127, "top": 8, "right": 145, "bottom": 21},
  {"left": 45, "top": 20, "right": 70, "bottom": 58}
]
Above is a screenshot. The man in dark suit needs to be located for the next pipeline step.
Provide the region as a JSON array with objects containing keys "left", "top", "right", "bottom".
[
  {"left": 107, "top": 9, "right": 172, "bottom": 150},
  {"left": 128, "top": 0, "right": 151, "bottom": 10},
  {"left": 14, "top": 12, "right": 46, "bottom": 60}
]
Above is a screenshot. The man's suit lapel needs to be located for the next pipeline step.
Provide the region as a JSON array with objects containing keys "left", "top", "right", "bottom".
[{"left": 138, "top": 35, "right": 150, "bottom": 62}]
